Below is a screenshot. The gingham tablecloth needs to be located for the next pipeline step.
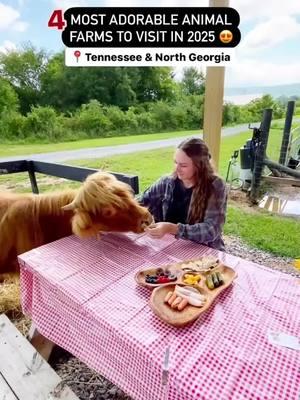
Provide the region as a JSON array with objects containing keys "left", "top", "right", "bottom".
[{"left": 19, "top": 233, "right": 300, "bottom": 400}]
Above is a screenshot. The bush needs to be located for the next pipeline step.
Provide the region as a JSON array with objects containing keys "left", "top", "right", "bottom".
[
  {"left": 135, "top": 111, "right": 157, "bottom": 132},
  {"left": 123, "top": 109, "right": 139, "bottom": 132},
  {"left": 149, "top": 101, "right": 174, "bottom": 130},
  {"left": 106, "top": 105, "right": 128, "bottom": 131},
  {"left": 181, "top": 95, "right": 204, "bottom": 129},
  {"left": 74, "top": 100, "right": 112, "bottom": 137},
  {"left": 24, "top": 106, "right": 59, "bottom": 140},
  {"left": 0, "top": 93, "right": 288, "bottom": 144},
  {"left": 172, "top": 105, "right": 187, "bottom": 129},
  {"left": 0, "top": 111, "right": 25, "bottom": 140},
  {"left": 0, "top": 79, "right": 19, "bottom": 114}
]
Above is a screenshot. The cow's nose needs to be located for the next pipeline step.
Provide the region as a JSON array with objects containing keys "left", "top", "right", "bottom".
[
  {"left": 146, "top": 214, "right": 154, "bottom": 226},
  {"left": 141, "top": 214, "right": 154, "bottom": 230}
]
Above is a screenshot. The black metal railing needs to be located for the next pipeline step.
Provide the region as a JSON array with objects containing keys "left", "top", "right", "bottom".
[{"left": 0, "top": 160, "right": 139, "bottom": 194}]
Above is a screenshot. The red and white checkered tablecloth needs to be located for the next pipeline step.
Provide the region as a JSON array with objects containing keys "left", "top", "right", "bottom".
[{"left": 18, "top": 233, "right": 300, "bottom": 400}]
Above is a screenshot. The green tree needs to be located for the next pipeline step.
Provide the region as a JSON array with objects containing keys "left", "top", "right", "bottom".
[
  {"left": 0, "top": 44, "right": 48, "bottom": 114},
  {"left": 113, "top": 73, "right": 136, "bottom": 109},
  {"left": 181, "top": 67, "right": 205, "bottom": 96},
  {"left": 127, "top": 67, "right": 177, "bottom": 103},
  {"left": 0, "top": 78, "right": 19, "bottom": 114},
  {"left": 40, "top": 53, "right": 91, "bottom": 112},
  {"left": 41, "top": 54, "right": 177, "bottom": 112},
  {"left": 247, "top": 95, "right": 284, "bottom": 120}
]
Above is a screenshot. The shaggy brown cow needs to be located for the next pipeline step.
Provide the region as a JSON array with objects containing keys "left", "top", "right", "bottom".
[{"left": 0, "top": 171, "right": 152, "bottom": 279}]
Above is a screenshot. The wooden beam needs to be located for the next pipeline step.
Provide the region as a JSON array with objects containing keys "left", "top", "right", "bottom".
[
  {"left": 262, "top": 175, "right": 300, "bottom": 187},
  {"left": 0, "top": 375, "right": 18, "bottom": 400},
  {"left": 203, "top": 0, "right": 229, "bottom": 171},
  {"left": 0, "top": 314, "right": 78, "bottom": 400}
]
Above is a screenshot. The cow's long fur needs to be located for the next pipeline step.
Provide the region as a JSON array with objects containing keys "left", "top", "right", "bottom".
[{"left": 0, "top": 172, "right": 152, "bottom": 278}]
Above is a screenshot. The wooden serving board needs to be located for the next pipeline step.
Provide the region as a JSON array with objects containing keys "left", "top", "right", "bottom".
[
  {"left": 149, "top": 264, "right": 237, "bottom": 327},
  {"left": 134, "top": 265, "right": 182, "bottom": 288},
  {"left": 134, "top": 256, "right": 219, "bottom": 289}
]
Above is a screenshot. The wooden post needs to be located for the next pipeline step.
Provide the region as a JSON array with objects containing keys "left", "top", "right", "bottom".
[
  {"left": 203, "top": 0, "right": 229, "bottom": 171},
  {"left": 27, "top": 323, "right": 55, "bottom": 362},
  {"left": 249, "top": 109, "right": 273, "bottom": 203},
  {"left": 279, "top": 100, "right": 295, "bottom": 165}
]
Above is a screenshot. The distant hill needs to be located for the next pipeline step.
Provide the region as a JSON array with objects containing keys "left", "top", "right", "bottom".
[{"left": 225, "top": 83, "right": 300, "bottom": 98}]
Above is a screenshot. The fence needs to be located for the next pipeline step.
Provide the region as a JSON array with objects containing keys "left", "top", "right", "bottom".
[{"left": 0, "top": 160, "right": 139, "bottom": 194}]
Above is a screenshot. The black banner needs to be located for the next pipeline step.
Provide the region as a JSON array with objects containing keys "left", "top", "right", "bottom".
[{"left": 62, "top": 7, "right": 241, "bottom": 48}]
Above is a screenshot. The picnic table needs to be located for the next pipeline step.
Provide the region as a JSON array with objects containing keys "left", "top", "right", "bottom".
[{"left": 19, "top": 232, "right": 300, "bottom": 400}]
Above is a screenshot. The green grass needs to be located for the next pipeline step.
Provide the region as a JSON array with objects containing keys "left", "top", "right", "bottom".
[
  {"left": 0, "top": 127, "right": 295, "bottom": 191},
  {"left": 0, "top": 129, "right": 201, "bottom": 158},
  {"left": 225, "top": 206, "right": 300, "bottom": 258},
  {"left": 1, "top": 116, "right": 299, "bottom": 159},
  {"left": 67, "top": 130, "right": 256, "bottom": 181},
  {"left": 0, "top": 130, "right": 251, "bottom": 189},
  {"left": 65, "top": 137, "right": 300, "bottom": 258},
  {"left": 1, "top": 128, "right": 300, "bottom": 259}
]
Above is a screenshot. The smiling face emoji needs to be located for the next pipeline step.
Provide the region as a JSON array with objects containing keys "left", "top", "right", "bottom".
[{"left": 220, "top": 30, "right": 233, "bottom": 44}]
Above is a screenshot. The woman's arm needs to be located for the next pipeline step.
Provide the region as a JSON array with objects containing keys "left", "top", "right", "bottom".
[
  {"left": 138, "top": 176, "right": 170, "bottom": 208},
  {"left": 176, "top": 180, "right": 227, "bottom": 244},
  {"left": 146, "top": 221, "right": 179, "bottom": 238},
  {"left": 138, "top": 179, "right": 161, "bottom": 206}
]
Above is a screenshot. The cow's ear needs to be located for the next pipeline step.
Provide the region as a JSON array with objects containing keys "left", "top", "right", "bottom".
[{"left": 102, "top": 206, "right": 116, "bottom": 218}]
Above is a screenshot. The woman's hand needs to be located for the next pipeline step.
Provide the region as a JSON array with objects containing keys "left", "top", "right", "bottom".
[{"left": 145, "top": 222, "right": 178, "bottom": 239}]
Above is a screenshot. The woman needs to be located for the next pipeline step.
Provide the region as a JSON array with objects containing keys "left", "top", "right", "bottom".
[{"left": 139, "top": 137, "right": 227, "bottom": 250}]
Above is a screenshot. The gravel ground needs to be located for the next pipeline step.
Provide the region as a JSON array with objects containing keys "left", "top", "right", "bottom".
[
  {"left": 49, "top": 235, "right": 299, "bottom": 400},
  {"left": 224, "top": 235, "right": 299, "bottom": 278},
  {"left": 51, "top": 352, "right": 131, "bottom": 400}
]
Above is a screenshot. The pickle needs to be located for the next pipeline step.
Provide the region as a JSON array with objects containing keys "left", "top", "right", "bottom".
[
  {"left": 212, "top": 272, "right": 219, "bottom": 288},
  {"left": 216, "top": 272, "right": 224, "bottom": 286},
  {"left": 206, "top": 274, "right": 214, "bottom": 290}
]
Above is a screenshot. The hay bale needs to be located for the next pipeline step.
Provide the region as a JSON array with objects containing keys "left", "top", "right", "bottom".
[
  {"left": 14, "top": 314, "right": 31, "bottom": 336},
  {"left": 0, "top": 276, "right": 31, "bottom": 336},
  {"left": 0, "top": 277, "right": 22, "bottom": 318}
]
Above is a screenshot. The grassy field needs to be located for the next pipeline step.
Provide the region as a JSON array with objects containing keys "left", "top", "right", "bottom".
[
  {"left": 2, "top": 126, "right": 282, "bottom": 185},
  {"left": 0, "top": 130, "right": 252, "bottom": 189},
  {"left": 66, "top": 127, "right": 291, "bottom": 181},
  {"left": 225, "top": 206, "right": 299, "bottom": 258},
  {"left": 1, "top": 116, "right": 298, "bottom": 159},
  {"left": 0, "top": 129, "right": 201, "bottom": 158},
  {"left": 1, "top": 128, "right": 299, "bottom": 259},
  {"left": 68, "top": 133, "right": 252, "bottom": 184}
]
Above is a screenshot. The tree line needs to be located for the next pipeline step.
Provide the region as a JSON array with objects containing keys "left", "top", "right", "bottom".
[{"left": 0, "top": 44, "right": 287, "bottom": 143}]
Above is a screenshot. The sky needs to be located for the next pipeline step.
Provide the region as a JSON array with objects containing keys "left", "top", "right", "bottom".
[{"left": 0, "top": 0, "right": 300, "bottom": 89}]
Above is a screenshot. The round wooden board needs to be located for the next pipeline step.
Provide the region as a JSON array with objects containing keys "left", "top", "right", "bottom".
[
  {"left": 149, "top": 265, "right": 237, "bottom": 327},
  {"left": 134, "top": 266, "right": 182, "bottom": 288}
]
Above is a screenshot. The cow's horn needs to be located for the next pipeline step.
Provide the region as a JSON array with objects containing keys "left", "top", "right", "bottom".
[{"left": 62, "top": 202, "right": 76, "bottom": 211}]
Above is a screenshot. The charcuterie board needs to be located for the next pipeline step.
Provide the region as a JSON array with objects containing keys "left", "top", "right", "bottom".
[
  {"left": 135, "top": 256, "right": 237, "bottom": 327},
  {"left": 134, "top": 255, "right": 220, "bottom": 288}
]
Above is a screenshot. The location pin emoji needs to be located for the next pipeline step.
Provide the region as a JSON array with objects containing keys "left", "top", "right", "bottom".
[{"left": 74, "top": 50, "right": 81, "bottom": 63}]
